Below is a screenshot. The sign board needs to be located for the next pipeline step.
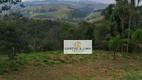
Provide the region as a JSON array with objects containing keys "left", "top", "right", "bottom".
[{"left": 64, "top": 40, "right": 92, "bottom": 54}]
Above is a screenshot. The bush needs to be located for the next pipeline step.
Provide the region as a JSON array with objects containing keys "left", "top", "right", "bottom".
[{"left": 132, "top": 29, "right": 142, "bottom": 42}]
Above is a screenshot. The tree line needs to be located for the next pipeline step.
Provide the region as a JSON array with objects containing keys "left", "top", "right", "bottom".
[
  {"left": 0, "top": 0, "right": 142, "bottom": 60},
  {"left": 102, "top": 0, "right": 142, "bottom": 59}
]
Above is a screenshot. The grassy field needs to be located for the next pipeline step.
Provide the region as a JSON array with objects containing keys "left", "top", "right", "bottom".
[{"left": 0, "top": 50, "right": 142, "bottom": 80}]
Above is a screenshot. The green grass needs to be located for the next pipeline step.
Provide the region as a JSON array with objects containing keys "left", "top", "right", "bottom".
[
  {"left": 76, "top": 77, "right": 82, "bottom": 80},
  {"left": 46, "top": 61, "right": 54, "bottom": 66},
  {"left": 134, "top": 68, "right": 140, "bottom": 72},
  {"left": 118, "top": 74, "right": 142, "bottom": 80},
  {"left": 91, "top": 57, "right": 96, "bottom": 62},
  {"left": 122, "top": 53, "right": 130, "bottom": 59}
]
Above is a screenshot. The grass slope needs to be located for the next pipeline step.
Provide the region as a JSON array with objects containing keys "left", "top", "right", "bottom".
[
  {"left": 22, "top": 4, "right": 71, "bottom": 19},
  {"left": 0, "top": 51, "right": 142, "bottom": 80},
  {"left": 84, "top": 11, "right": 104, "bottom": 23},
  {"left": 33, "top": 5, "right": 70, "bottom": 19}
]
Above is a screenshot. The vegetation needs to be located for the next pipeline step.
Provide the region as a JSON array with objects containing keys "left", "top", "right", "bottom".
[
  {"left": 0, "top": 0, "right": 142, "bottom": 80},
  {"left": 0, "top": 50, "right": 141, "bottom": 80}
]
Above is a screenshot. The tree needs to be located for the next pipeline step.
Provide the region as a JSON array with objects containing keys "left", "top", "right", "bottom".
[
  {"left": 85, "top": 27, "right": 94, "bottom": 39},
  {"left": 103, "top": 0, "right": 142, "bottom": 52},
  {"left": 132, "top": 29, "right": 142, "bottom": 43},
  {"left": 20, "top": 3, "right": 25, "bottom": 8},
  {"left": 108, "top": 35, "right": 121, "bottom": 60},
  {"left": 102, "top": 1, "right": 129, "bottom": 37},
  {"left": 127, "top": 0, "right": 141, "bottom": 52},
  {"left": 132, "top": 29, "right": 142, "bottom": 52},
  {"left": 0, "top": 21, "right": 22, "bottom": 60},
  {"left": 29, "top": 20, "right": 39, "bottom": 53},
  {"left": 132, "top": 29, "right": 142, "bottom": 42},
  {"left": 0, "top": 0, "right": 22, "bottom": 19}
]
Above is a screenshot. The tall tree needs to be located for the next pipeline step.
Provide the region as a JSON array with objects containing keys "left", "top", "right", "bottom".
[
  {"left": 127, "top": 0, "right": 141, "bottom": 52},
  {"left": 0, "top": 21, "right": 23, "bottom": 60}
]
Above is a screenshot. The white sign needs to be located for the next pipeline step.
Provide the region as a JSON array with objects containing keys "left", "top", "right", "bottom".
[{"left": 64, "top": 40, "right": 92, "bottom": 54}]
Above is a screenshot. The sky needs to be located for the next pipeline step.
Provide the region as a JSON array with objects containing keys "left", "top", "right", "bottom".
[
  {"left": 22, "top": 0, "right": 142, "bottom": 5},
  {"left": 22, "top": 0, "right": 116, "bottom": 4},
  {"left": 89, "top": 0, "right": 115, "bottom": 4}
]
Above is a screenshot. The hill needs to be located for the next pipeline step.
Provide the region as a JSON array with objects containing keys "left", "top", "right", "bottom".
[
  {"left": 21, "top": 2, "right": 108, "bottom": 22},
  {"left": 22, "top": 4, "right": 71, "bottom": 19},
  {"left": 84, "top": 9, "right": 104, "bottom": 23}
]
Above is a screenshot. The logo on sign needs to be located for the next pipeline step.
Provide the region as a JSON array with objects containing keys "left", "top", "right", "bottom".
[{"left": 74, "top": 41, "right": 81, "bottom": 48}]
